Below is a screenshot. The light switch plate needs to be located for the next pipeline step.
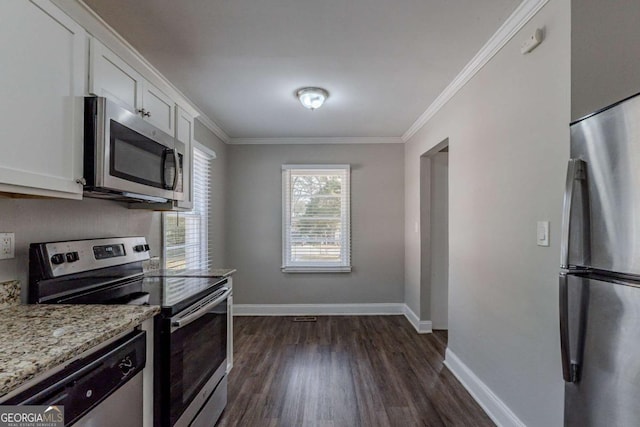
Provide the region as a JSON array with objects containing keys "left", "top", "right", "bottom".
[
  {"left": 537, "top": 221, "right": 549, "bottom": 247},
  {"left": 0, "top": 233, "right": 15, "bottom": 259}
]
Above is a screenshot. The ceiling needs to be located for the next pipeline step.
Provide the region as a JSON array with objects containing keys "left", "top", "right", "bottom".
[{"left": 83, "top": 0, "right": 520, "bottom": 140}]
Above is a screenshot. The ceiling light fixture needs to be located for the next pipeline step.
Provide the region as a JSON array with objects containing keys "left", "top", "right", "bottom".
[{"left": 297, "top": 87, "right": 329, "bottom": 110}]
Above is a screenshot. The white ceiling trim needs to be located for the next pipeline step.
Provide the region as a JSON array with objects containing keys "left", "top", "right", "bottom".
[
  {"left": 193, "top": 115, "right": 231, "bottom": 144},
  {"left": 401, "top": 0, "right": 549, "bottom": 142},
  {"left": 59, "top": 0, "right": 231, "bottom": 144},
  {"left": 230, "top": 137, "right": 404, "bottom": 145}
]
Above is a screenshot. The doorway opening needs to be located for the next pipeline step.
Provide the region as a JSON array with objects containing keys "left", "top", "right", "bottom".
[{"left": 420, "top": 139, "right": 449, "bottom": 335}]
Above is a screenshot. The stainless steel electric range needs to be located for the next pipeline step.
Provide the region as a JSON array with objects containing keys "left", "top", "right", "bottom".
[{"left": 28, "top": 237, "right": 230, "bottom": 427}]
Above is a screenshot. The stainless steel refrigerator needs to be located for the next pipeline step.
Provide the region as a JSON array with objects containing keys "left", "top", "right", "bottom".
[{"left": 561, "top": 92, "right": 640, "bottom": 426}]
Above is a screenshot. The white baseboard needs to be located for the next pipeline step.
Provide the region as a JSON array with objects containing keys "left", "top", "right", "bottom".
[
  {"left": 444, "top": 349, "right": 526, "bottom": 427},
  {"left": 233, "top": 303, "right": 433, "bottom": 334},
  {"left": 232, "top": 303, "right": 405, "bottom": 316},
  {"left": 402, "top": 304, "right": 433, "bottom": 334}
]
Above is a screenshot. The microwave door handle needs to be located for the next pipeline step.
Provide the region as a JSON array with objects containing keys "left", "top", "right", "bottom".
[
  {"left": 161, "top": 149, "right": 169, "bottom": 189},
  {"left": 172, "top": 149, "right": 180, "bottom": 191},
  {"left": 161, "top": 149, "right": 177, "bottom": 190},
  {"left": 170, "top": 288, "right": 231, "bottom": 332}
]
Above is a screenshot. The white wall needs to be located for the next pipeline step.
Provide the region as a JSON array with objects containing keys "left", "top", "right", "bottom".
[
  {"left": 571, "top": 0, "right": 640, "bottom": 120},
  {"left": 418, "top": 148, "right": 450, "bottom": 324},
  {"left": 430, "top": 151, "right": 449, "bottom": 329},
  {"left": 227, "top": 143, "right": 404, "bottom": 305},
  {"left": 405, "top": 0, "right": 569, "bottom": 425}
]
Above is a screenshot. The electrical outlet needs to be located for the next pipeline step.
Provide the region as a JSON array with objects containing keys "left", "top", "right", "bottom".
[{"left": 0, "top": 233, "right": 15, "bottom": 259}]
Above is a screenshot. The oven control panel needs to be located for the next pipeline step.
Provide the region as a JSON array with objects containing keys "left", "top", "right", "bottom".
[
  {"left": 93, "top": 244, "right": 126, "bottom": 260},
  {"left": 32, "top": 237, "right": 151, "bottom": 278}
]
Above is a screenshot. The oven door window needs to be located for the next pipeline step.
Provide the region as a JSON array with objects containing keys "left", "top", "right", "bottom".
[
  {"left": 110, "top": 120, "right": 174, "bottom": 189},
  {"left": 168, "top": 302, "right": 227, "bottom": 425}
]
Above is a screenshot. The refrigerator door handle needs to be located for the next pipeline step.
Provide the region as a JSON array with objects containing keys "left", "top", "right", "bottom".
[
  {"left": 560, "top": 159, "right": 587, "bottom": 269},
  {"left": 559, "top": 272, "right": 574, "bottom": 382},
  {"left": 559, "top": 272, "right": 589, "bottom": 383}
]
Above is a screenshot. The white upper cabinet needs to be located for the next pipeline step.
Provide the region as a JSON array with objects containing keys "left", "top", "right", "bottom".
[
  {"left": 89, "top": 38, "right": 143, "bottom": 115},
  {"left": 90, "top": 39, "right": 175, "bottom": 136},
  {"left": 0, "top": 0, "right": 86, "bottom": 199},
  {"left": 142, "top": 81, "right": 175, "bottom": 136},
  {"left": 175, "top": 106, "right": 194, "bottom": 210}
]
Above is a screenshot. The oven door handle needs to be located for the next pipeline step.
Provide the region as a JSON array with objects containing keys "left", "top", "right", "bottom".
[{"left": 170, "top": 288, "right": 230, "bottom": 332}]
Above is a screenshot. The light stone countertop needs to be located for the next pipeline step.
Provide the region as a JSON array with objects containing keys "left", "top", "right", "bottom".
[
  {"left": 0, "top": 281, "right": 159, "bottom": 399},
  {"left": 209, "top": 268, "right": 236, "bottom": 277}
]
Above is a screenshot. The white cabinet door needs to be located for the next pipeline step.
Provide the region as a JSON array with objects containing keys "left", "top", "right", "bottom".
[
  {"left": 0, "top": 0, "right": 86, "bottom": 199},
  {"left": 89, "top": 38, "right": 144, "bottom": 115},
  {"left": 174, "top": 106, "right": 194, "bottom": 210},
  {"left": 142, "top": 81, "right": 175, "bottom": 136},
  {"left": 90, "top": 39, "right": 174, "bottom": 136}
]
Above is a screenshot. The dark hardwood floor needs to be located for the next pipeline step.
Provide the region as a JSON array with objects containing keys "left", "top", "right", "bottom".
[{"left": 218, "top": 316, "right": 494, "bottom": 427}]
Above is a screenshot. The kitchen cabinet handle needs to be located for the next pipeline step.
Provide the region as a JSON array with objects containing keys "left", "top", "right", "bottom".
[
  {"left": 143, "top": 111, "right": 151, "bottom": 118},
  {"left": 136, "top": 108, "right": 146, "bottom": 116}
]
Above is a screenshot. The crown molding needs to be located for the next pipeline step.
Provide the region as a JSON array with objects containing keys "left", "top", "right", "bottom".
[
  {"left": 194, "top": 115, "right": 231, "bottom": 144},
  {"left": 229, "top": 136, "right": 403, "bottom": 145},
  {"left": 55, "top": 0, "right": 231, "bottom": 144},
  {"left": 59, "top": 0, "right": 546, "bottom": 146},
  {"left": 401, "top": 0, "right": 550, "bottom": 142}
]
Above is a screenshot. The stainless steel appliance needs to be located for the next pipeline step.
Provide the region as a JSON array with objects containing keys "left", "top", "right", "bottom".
[
  {"left": 560, "top": 92, "right": 640, "bottom": 426},
  {"left": 83, "top": 97, "right": 184, "bottom": 203},
  {"left": 5, "top": 331, "right": 146, "bottom": 427},
  {"left": 29, "top": 237, "right": 229, "bottom": 427}
]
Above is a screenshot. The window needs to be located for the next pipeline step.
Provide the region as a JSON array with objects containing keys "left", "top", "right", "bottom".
[
  {"left": 282, "top": 165, "right": 351, "bottom": 273},
  {"left": 163, "top": 143, "right": 215, "bottom": 270}
]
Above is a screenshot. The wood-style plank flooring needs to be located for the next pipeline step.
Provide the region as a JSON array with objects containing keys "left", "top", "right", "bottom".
[{"left": 218, "top": 316, "right": 494, "bottom": 427}]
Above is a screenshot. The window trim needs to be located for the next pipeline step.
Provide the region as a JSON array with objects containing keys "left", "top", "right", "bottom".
[
  {"left": 281, "top": 164, "right": 352, "bottom": 273},
  {"left": 162, "top": 140, "right": 216, "bottom": 270}
]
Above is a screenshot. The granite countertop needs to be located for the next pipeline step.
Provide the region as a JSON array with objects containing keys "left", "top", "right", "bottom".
[{"left": 0, "top": 281, "right": 159, "bottom": 399}]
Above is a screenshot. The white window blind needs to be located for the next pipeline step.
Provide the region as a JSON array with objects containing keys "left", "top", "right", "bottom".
[
  {"left": 282, "top": 165, "right": 351, "bottom": 273},
  {"left": 163, "top": 145, "right": 214, "bottom": 270}
]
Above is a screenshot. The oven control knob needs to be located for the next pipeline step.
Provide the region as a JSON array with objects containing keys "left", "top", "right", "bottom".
[
  {"left": 50, "top": 254, "right": 65, "bottom": 265},
  {"left": 65, "top": 252, "right": 79, "bottom": 263},
  {"left": 133, "top": 245, "right": 145, "bottom": 252}
]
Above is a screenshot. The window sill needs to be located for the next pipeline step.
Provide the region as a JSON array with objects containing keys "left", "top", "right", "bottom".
[{"left": 281, "top": 266, "right": 352, "bottom": 273}]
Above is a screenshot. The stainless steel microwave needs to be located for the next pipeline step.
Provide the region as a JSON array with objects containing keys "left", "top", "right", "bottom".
[{"left": 83, "top": 97, "right": 184, "bottom": 203}]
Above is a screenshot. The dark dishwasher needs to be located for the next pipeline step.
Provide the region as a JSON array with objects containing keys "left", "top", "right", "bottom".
[{"left": 5, "top": 330, "right": 146, "bottom": 427}]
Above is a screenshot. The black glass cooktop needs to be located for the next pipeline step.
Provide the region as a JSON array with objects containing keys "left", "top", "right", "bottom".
[{"left": 142, "top": 274, "right": 228, "bottom": 315}]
